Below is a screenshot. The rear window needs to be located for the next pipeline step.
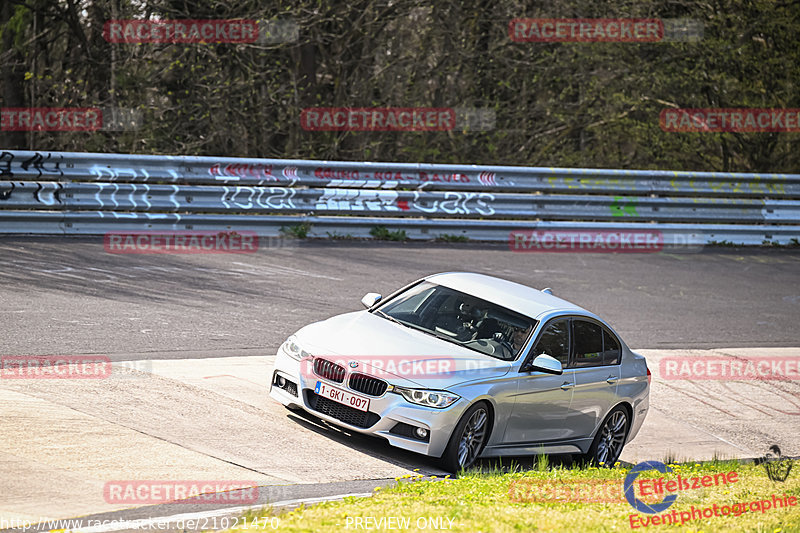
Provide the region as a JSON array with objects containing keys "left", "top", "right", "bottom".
[
  {"left": 573, "top": 319, "right": 622, "bottom": 367},
  {"left": 573, "top": 320, "right": 604, "bottom": 367}
]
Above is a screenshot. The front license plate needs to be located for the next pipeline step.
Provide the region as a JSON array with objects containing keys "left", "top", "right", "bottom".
[{"left": 315, "top": 381, "right": 370, "bottom": 412}]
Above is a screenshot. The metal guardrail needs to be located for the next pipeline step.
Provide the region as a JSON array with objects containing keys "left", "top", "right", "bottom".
[
  {"left": 3, "top": 150, "right": 799, "bottom": 195},
  {"left": 1, "top": 150, "right": 799, "bottom": 245},
  {"left": 3, "top": 181, "right": 800, "bottom": 223}
]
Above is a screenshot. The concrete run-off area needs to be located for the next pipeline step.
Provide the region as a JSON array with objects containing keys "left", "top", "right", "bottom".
[{"left": 0, "top": 239, "right": 798, "bottom": 524}]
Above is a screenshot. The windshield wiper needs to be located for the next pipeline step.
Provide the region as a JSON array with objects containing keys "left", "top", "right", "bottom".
[
  {"left": 374, "top": 309, "right": 406, "bottom": 327},
  {"left": 376, "top": 310, "right": 447, "bottom": 337}
]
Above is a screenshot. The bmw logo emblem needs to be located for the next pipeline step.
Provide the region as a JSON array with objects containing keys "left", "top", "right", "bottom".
[{"left": 349, "top": 361, "right": 359, "bottom": 368}]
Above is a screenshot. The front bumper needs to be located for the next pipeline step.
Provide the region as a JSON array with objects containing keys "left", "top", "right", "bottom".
[{"left": 268, "top": 351, "right": 468, "bottom": 458}]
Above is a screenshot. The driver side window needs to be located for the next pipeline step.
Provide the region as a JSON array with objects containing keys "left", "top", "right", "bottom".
[{"left": 530, "top": 319, "right": 570, "bottom": 365}]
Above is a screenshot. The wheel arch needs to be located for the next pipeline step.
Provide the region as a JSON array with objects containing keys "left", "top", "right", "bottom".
[
  {"left": 598, "top": 401, "right": 633, "bottom": 439},
  {"left": 440, "top": 397, "right": 496, "bottom": 459}
]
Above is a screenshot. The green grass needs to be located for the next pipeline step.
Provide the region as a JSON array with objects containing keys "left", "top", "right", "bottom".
[
  {"left": 280, "top": 222, "right": 312, "bottom": 239},
  {"left": 435, "top": 234, "right": 470, "bottom": 243},
  {"left": 326, "top": 231, "right": 355, "bottom": 240},
  {"left": 226, "top": 461, "right": 800, "bottom": 532},
  {"left": 370, "top": 225, "right": 408, "bottom": 241}
]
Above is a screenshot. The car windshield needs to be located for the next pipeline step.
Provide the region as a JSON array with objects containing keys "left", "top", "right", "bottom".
[{"left": 374, "top": 281, "right": 536, "bottom": 360}]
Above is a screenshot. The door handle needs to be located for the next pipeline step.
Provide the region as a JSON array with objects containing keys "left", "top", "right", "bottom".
[
  {"left": 560, "top": 381, "right": 573, "bottom": 391},
  {"left": 606, "top": 376, "right": 618, "bottom": 384}
]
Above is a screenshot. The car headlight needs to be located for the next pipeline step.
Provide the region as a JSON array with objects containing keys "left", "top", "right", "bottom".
[
  {"left": 280, "top": 335, "right": 311, "bottom": 361},
  {"left": 394, "top": 386, "right": 460, "bottom": 409}
]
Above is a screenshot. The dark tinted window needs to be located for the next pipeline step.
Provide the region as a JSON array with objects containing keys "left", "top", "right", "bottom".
[
  {"left": 602, "top": 330, "right": 621, "bottom": 365},
  {"left": 531, "top": 320, "right": 570, "bottom": 365},
  {"left": 573, "top": 320, "right": 604, "bottom": 368}
]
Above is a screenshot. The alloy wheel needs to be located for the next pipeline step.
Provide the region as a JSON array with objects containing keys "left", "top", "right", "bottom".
[
  {"left": 595, "top": 410, "right": 627, "bottom": 465},
  {"left": 457, "top": 407, "right": 488, "bottom": 468}
]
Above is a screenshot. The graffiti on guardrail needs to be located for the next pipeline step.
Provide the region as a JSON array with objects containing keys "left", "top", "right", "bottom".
[
  {"left": 0, "top": 151, "right": 64, "bottom": 178},
  {"left": 2, "top": 152, "right": 795, "bottom": 197},
  {"left": 221, "top": 186, "right": 297, "bottom": 210},
  {"left": 313, "top": 167, "right": 476, "bottom": 185},
  {"left": 0, "top": 152, "right": 11, "bottom": 177},
  {"left": 2, "top": 151, "right": 799, "bottom": 244},
  {"left": 0, "top": 180, "right": 790, "bottom": 222},
  {"left": 89, "top": 164, "right": 179, "bottom": 182},
  {"left": 610, "top": 197, "right": 639, "bottom": 217},
  {"left": 33, "top": 182, "right": 62, "bottom": 206},
  {"left": 404, "top": 191, "right": 495, "bottom": 216},
  {"left": 210, "top": 162, "right": 276, "bottom": 180}
]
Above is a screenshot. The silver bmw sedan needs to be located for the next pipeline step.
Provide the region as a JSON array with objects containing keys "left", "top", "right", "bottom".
[{"left": 270, "top": 272, "right": 650, "bottom": 472}]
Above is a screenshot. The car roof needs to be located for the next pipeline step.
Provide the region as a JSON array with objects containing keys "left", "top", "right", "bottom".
[{"left": 424, "top": 272, "right": 588, "bottom": 320}]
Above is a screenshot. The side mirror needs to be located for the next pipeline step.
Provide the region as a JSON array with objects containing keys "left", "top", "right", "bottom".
[
  {"left": 527, "top": 354, "right": 563, "bottom": 375},
  {"left": 361, "top": 293, "right": 382, "bottom": 308}
]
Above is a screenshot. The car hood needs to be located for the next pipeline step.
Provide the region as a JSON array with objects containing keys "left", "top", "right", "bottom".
[{"left": 294, "top": 311, "right": 512, "bottom": 388}]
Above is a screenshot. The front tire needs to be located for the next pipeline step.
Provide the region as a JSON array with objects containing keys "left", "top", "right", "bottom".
[
  {"left": 440, "top": 402, "right": 490, "bottom": 473},
  {"left": 585, "top": 405, "right": 629, "bottom": 467}
]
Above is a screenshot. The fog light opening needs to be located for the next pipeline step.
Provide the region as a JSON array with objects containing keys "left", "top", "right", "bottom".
[
  {"left": 414, "top": 427, "right": 429, "bottom": 439},
  {"left": 277, "top": 375, "right": 287, "bottom": 388}
]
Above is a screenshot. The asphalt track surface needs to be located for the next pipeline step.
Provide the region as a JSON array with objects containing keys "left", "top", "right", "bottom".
[
  {"left": 1, "top": 237, "right": 799, "bottom": 531},
  {"left": 1, "top": 237, "right": 799, "bottom": 356}
]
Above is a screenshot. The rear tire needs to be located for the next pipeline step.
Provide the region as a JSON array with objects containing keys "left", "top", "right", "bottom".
[
  {"left": 439, "top": 402, "right": 490, "bottom": 473},
  {"left": 584, "top": 406, "right": 629, "bottom": 467}
]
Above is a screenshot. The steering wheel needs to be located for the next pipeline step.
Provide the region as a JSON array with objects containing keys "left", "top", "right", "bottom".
[{"left": 493, "top": 332, "right": 516, "bottom": 359}]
